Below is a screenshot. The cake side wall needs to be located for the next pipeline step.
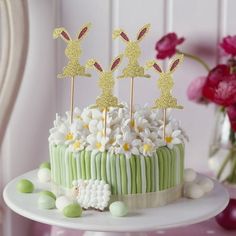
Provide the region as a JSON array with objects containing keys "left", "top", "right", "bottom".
[{"left": 49, "top": 144, "right": 184, "bottom": 195}]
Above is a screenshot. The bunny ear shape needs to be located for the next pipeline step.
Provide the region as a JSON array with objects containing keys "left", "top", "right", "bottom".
[
  {"left": 146, "top": 60, "right": 163, "bottom": 73},
  {"left": 168, "top": 54, "right": 184, "bottom": 73},
  {"left": 77, "top": 22, "right": 92, "bottom": 41},
  {"left": 86, "top": 59, "right": 103, "bottom": 73},
  {"left": 112, "top": 29, "right": 130, "bottom": 42},
  {"left": 53, "top": 27, "right": 71, "bottom": 42},
  {"left": 136, "top": 24, "right": 151, "bottom": 42},
  {"left": 110, "top": 54, "right": 123, "bottom": 72}
]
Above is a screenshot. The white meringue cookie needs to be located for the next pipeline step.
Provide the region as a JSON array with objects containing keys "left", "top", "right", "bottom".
[
  {"left": 37, "top": 168, "right": 51, "bottom": 183},
  {"left": 184, "top": 168, "right": 197, "bottom": 182}
]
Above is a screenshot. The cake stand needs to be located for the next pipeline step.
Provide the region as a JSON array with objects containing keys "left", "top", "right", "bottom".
[{"left": 3, "top": 170, "right": 229, "bottom": 236}]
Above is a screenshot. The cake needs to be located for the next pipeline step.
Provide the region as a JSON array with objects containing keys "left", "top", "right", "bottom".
[{"left": 49, "top": 23, "right": 186, "bottom": 210}]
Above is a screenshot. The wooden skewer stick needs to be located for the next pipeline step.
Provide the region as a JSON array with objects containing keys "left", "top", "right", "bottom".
[
  {"left": 130, "top": 77, "right": 134, "bottom": 122},
  {"left": 104, "top": 107, "right": 107, "bottom": 137},
  {"left": 163, "top": 108, "right": 167, "bottom": 141},
  {"left": 70, "top": 76, "right": 75, "bottom": 124}
]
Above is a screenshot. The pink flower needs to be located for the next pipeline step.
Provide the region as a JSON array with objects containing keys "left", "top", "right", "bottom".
[
  {"left": 227, "top": 105, "right": 236, "bottom": 132},
  {"left": 155, "top": 33, "right": 185, "bottom": 59},
  {"left": 187, "top": 76, "right": 207, "bottom": 102},
  {"left": 220, "top": 35, "right": 236, "bottom": 57}
]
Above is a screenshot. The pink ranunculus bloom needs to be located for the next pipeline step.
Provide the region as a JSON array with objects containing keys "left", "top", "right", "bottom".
[
  {"left": 187, "top": 76, "right": 207, "bottom": 102},
  {"left": 155, "top": 33, "right": 185, "bottom": 59},
  {"left": 220, "top": 35, "right": 236, "bottom": 57}
]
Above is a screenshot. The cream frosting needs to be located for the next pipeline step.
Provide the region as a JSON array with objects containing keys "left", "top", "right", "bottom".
[{"left": 49, "top": 104, "right": 187, "bottom": 157}]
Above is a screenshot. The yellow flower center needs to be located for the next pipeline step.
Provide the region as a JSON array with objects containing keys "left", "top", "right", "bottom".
[
  {"left": 165, "top": 136, "right": 173, "bottom": 143},
  {"left": 130, "top": 119, "right": 135, "bottom": 128},
  {"left": 143, "top": 144, "right": 151, "bottom": 152},
  {"left": 73, "top": 141, "right": 80, "bottom": 149},
  {"left": 96, "top": 142, "right": 102, "bottom": 149},
  {"left": 83, "top": 124, "right": 89, "bottom": 129},
  {"left": 123, "top": 143, "right": 130, "bottom": 151},
  {"left": 65, "top": 132, "right": 73, "bottom": 140},
  {"left": 109, "top": 138, "right": 115, "bottom": 145}
]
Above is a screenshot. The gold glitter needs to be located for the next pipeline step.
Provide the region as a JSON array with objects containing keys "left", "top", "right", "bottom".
[
  {"left": 53, "top": 23, "right": 92, "bottom": 78},
  {"left": 86, "top": 55, "right": 123, "bottom": 110},
  {"left": 146, "top": 54, "right": 184, "bottom": 109},
  {"left": 113, "top": 24, "right": 151, "bottom": 79}
]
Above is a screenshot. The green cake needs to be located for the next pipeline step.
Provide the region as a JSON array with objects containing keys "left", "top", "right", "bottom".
[{"left": 49, "top": 106, "right": 185, "bottom": 209}]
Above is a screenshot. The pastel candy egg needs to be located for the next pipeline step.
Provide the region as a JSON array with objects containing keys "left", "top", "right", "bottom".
[
  {"left": 184, "top": 168, "right": 197, "bottom": 182},
  {"left": 37, "top": 168, "right": 51, "bottom": 183},
  {"left": 38, "top": 195, "right": 55, "bottom": 209},
  {"left": 39, "top": 162, "right": 51, "bottom": 170},
  {"left": 40, "top": 190, "right": 56, "bottom": 200},
  {"left": 63, "top": 203, "right": 82, "bottom": 218},
  {"left": 17, "top": 179, "right": 34, "bottom": 193},
  {"left": 56, "top": 196, "right": 73, "bottom": 211},
  {"left": 197, "top": 178, "right": 214, "bottom": 193},
  {"left": 185, "top": 183, "right": 204, "bottom": 199},
  {"left": 109, "top": 201, "right": 128, "bottom": 217}
]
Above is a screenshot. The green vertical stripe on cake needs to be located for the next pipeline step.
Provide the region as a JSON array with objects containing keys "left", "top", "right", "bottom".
[
  {"left": 174, "top": 145, "right": 180, "bottom": 185},
  {"left": 170, "top": 148, "right": 175, "bottom": 187},
  {"left": 50, "top": 145, "right": 55, "bottom": 182},
  {"left": 68, "top": 152, "right": 73, "bottom": 187},
  {"left": 80, "top": 150, "right": 86, "bottom": 179},
  {"left": 120, "top": 154, "right": 127, "bottom": 195},
  {"left": 140, "top": 155, "right": 146, "bottom": 193},
  {"left": 76, "top": 152, "right": 81, "bottom": 179},
  {"left": 58, "top": 145, "right": 63, "bottom": 186},
  {"left": 126, "top": 157, "right": 132, "bottom": 194},
  {"left": 157, "top": 149, "right": 163, "bottom": 190},
  {"left": 90, "top": 151, "right": 97, "bottom": 180},
  {"left": 96, "top": 152, "right": 101, "bottom": 180},
  {"left": 62, "top": 146, "right": 67, "bottom": 187},
  {"left": 85, "top": 151, "right": 91, "bottom": 179},
  {"left": 57, "top": 145, "right": 61, "bottom": 185},
  {"left": 49, "top": 143, "right": 53, "bottom": 180},
  {"left": 150, "top": 155, "right": 155, "bottom": 192},
  {"left": 106, "top": 152, "right": 111, "bottom": 185},
  {"left": 154, "top": 152, "right": 159, "bottom": 191},
  {"left": 64, "top": 149, "right": 69, "bottom": 187},
  {"left": 136, "top": 157, "right": 142, "bottom": 193},
  {"left": 116, "top": 155, "right": 121, "bottom": 195},
  {"left": 164, "top": 147, "right": 171, "bottom": 188},
  {"left": 54, "top": 145, "right": 58, "bottom": 184},
  {"left": 145, "top": 157, "right": 151, "bottom": 193},
  {"left": 130, "top": 155, "right": 136, "bottom": 194},
  {"left": 110, "top": 154, "right": 117, "bottom": 194},
  {"left": 72, "top": 152, "right": 77, "bottom": 181},
  {"left": 178, "top": 144, "right": 184, "bottom": 183},
  {"left": 101, "top": 152, "right": 107, "bottom": 182}
]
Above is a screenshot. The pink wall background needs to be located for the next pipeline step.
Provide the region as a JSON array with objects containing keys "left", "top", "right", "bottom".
[{"left": 1, "top": 0, "right": 236, "bottom": 235}]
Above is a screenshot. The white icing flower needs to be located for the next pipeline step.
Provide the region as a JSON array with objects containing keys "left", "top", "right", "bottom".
[
  {"left": 116, "top": 132, "right": 141, "bottom": 158},
  {"left": 158, "top": 122, "right": 182, "bottom": 149},
  {"left": 140, "top": 138, "right": 155, "bottom": 156},
  {"left": 69, "top": 138, "right": 86, "bottom": 152},
  {"left": 86, "top": 133, "right": 109, "bottom": 154}
]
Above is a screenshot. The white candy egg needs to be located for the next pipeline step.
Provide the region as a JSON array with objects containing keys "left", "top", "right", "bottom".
[
  {"left": 197, "top": 178, "right": 214, "bottom": 193},
  {"left": 37, "top": 168, "right": 51, "bottom": 183},
  {"left": 55, "top": 196, "right": 73, "bottom": 211},
  {"left": 185, "top": 183, "right": 204, "bottom": 199},
  {"left": 184, "top": 168, "right": 197, "bottom": 182}
]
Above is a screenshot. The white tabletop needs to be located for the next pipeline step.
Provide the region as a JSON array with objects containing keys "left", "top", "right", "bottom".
[{"left": 3, "top": 170, "right": 229, "bottom": 233}]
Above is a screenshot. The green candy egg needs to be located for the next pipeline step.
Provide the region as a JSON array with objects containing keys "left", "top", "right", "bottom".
[
  {"left": 38, "top": 195, "right": 55, "bottom": 209},
  {"left": 109, "top": 201, "right": 128, "bottom": 217},
  {"left": 63, "top": 203, "right": 82, "bottom": 218},
  {"left": 17, "top": 179, "right": 34, "bottom": 193},
  {"left": 40, "top": 162, "right": 51, "bottom": 170},
  {"left": 40, "top": 190, "right": 56, "bottom": 200}
]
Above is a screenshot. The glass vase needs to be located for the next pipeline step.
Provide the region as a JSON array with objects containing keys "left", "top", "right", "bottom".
[{"left": 208, "top": 108, "right": 236, "bottom": 184}]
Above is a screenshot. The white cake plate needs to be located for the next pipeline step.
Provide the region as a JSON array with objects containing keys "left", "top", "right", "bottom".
[{"left": 3, "top": 170, "right": 229, "bottom": 236}]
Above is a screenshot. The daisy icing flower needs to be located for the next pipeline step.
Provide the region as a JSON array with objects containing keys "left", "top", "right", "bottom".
[
  {"left": 86, "top": 132, "right": 109, "bottom": 154},
  {"left": 69, "top": 138, "right": 86, "bottom": 152},
  {"left": 116, "top": 132, "right": 141, "bottom": 158},
  {"left": 140, "top": 138, "right": 155, "bottom": 156},
  {"left": 158, "top": 122, "right": 182, "bottom": 149}
]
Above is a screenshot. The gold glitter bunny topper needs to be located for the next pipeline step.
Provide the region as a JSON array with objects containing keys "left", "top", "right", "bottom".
[
  {"left": 53, "top": 23, "right": 92, "bottom": 124},
  {"left": 86, "top": 54, "right": 123, "bottom": 136},
  {"left": 146, "top": 54, "right": 184, "bottom": 140},
  {"left": 113, "top": 24, "right": 151, "bottom": 121}
]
